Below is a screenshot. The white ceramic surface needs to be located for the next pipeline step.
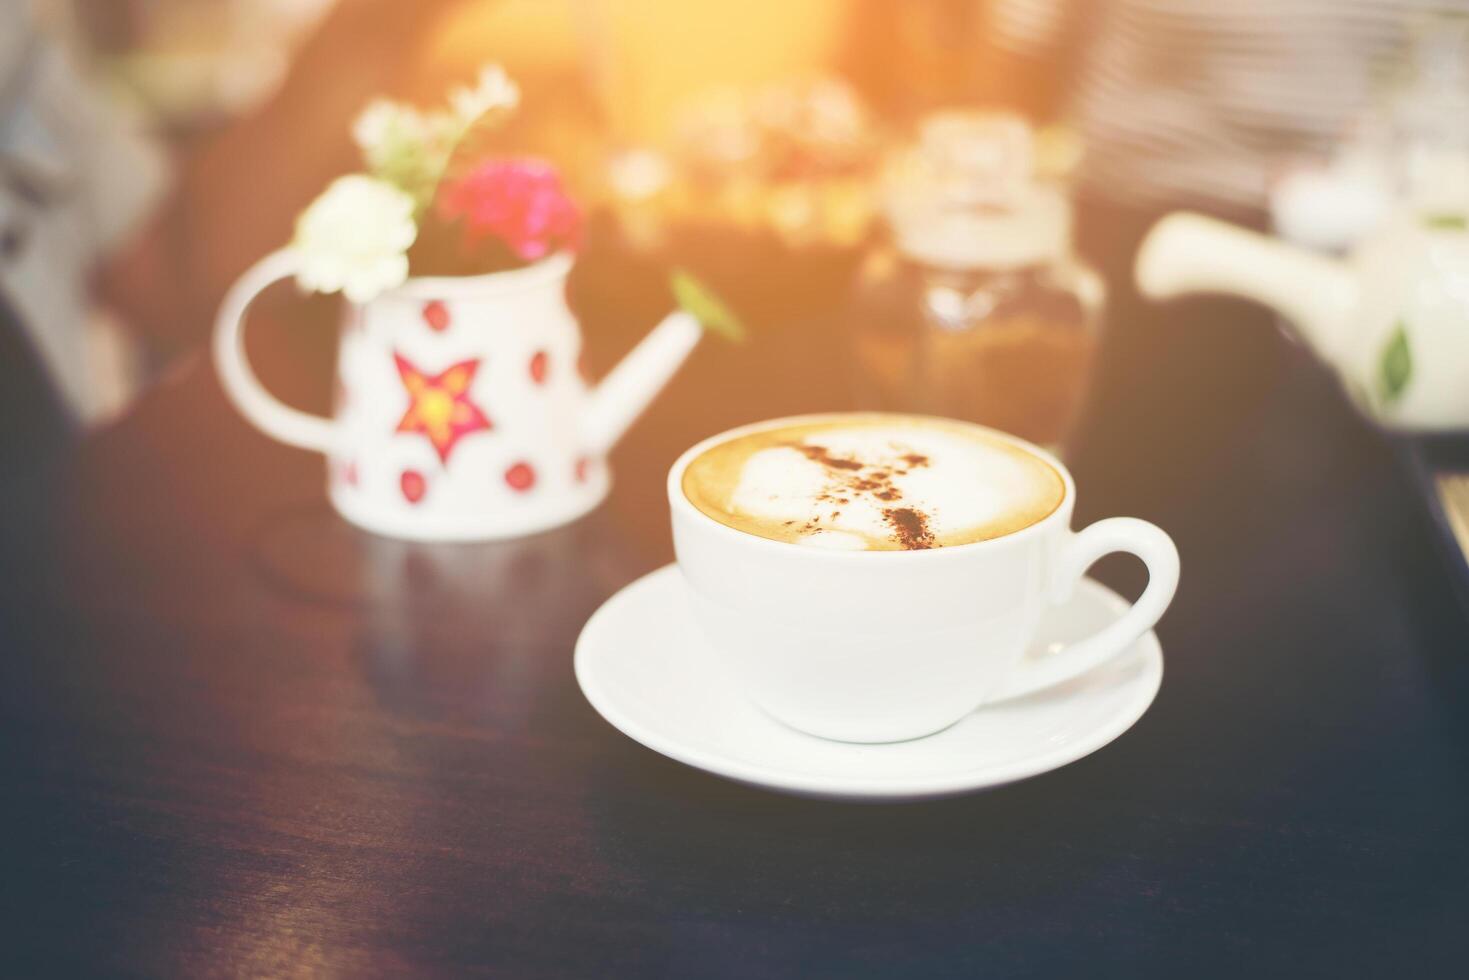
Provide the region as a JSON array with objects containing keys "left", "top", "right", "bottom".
[
  {"left": 575, "top": 564, "right": 1163, "bottom": 801},
  {"left": 213, "top": 249, "right": 701, "bottom": 540},
  {"left": 668, "top": 414, "right": 1179, "bottom": 743}
]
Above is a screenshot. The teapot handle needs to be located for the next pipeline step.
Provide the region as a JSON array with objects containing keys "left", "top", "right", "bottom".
[{"left": 212, "top": 249, "right": 337, "bottom": 454}]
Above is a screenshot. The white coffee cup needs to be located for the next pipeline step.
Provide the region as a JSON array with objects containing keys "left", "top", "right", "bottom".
[{"left": 668, "top": 414, "right": 1180, "bottom": 743}]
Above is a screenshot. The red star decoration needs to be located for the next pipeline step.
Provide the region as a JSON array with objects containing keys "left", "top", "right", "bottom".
[{"left": 393, "top": 352, "right": 492, "bottom": 464}]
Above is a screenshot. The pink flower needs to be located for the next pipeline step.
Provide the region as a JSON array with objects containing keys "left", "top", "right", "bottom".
[{"left": 435, "top": 158, "right": 581, "bottom": 261}]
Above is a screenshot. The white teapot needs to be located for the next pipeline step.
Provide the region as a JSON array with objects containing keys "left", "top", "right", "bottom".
[{"left": 1136, "top": 209, "right": 1469, "bottom": 430}]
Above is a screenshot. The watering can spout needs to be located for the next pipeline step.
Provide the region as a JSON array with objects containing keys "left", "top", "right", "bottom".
[{"left": 582, "top": 311, "right": 703, "bottom": 455}]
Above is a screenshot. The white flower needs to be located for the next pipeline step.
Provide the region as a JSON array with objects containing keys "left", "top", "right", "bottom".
[
  {"left": 448, "top": 64, "right": 520, "bottom": 127},
  {"left": 293, "top": 175, "right": 417, "bottom": 303},
  {"left": 351, "top": 99, "right": 429, "bottom": 158}
]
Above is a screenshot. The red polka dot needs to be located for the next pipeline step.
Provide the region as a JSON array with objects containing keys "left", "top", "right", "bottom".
[
  {"left": 401, "top": 469, "right": 427, "bottom": 503},
  {"left": 574, "top": 456, "right": 592, "bottom": 483},
  {"left": 529, "top": 350, "right": 548, "bottom": 384},
  {"left": 343, "top": 460, "right": 359, "bottom": 487},
  {"left": 505, "top": 462, "right": 536, "bottom": 492},
  {"left": 422, "top": 300, "right": 450, "bottom": 332}
]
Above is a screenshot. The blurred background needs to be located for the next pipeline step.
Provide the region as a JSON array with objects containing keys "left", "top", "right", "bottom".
[
  {"left": 9, "top": 6, "right": 1469, "bottom": 972},
  {"left": 4, "top": 0, "right": 1469, "bottom": 486}
]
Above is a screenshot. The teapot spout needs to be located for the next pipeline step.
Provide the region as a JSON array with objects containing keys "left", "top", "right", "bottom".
[
  {"left": 1136, "top": 213, "right": 1358, "bottom": 365},
  {"left": 582, "top": 311, "right": 702, "bottom": 455}
]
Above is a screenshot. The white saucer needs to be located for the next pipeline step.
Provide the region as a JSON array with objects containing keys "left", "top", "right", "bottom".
[{"left": 575, "top": 565, "right": 1163, "bottom": 801}]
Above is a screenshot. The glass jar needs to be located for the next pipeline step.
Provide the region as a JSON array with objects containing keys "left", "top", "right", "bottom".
[{"left": 854, "top": 113, "right": 1103, "bottom": 453}]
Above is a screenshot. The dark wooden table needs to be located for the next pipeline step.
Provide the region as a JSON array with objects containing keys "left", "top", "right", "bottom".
[{"left": 3, "top": 294, "right": 1468, "bottom": 977}]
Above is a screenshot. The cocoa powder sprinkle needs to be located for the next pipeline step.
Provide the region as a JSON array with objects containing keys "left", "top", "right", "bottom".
[
  {"left": 788, "top": 440, "right": 938, "bottom": 549},
  {"left": 883, "top": 507, "right": 935, "bottom": 549},
  {"left": 794, "top": 444, "right": 863, "bottom": 470}
]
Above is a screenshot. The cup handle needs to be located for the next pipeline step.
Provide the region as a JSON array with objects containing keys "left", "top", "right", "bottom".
[
  {"left": 994, "top": 518, "right": 1180, "bottom": 701},
  {"left": 212, "top": 248, "right": 336, "bottom": 454}
]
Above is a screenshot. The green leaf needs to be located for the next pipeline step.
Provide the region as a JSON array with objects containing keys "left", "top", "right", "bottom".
[
  {"left": 670, "top": 269, "right": 747, "bottom": 343},
  {"left": 1379, "top": 321, "right": 1413, "bottom": 404},
  {"left": 1422, "top": 213, "right": 1468, "bottom": 231}
]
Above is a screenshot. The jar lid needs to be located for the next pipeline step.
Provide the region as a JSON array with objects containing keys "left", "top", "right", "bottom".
[
  {"left": 888, "top": 182, "right": 1071, "bottom": 270},
  {"left": 883, "top": 111, "right": 1073, "bottom": 269}
]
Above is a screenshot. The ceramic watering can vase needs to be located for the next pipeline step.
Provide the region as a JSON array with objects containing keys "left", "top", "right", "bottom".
[
  {"left": 1136, "top": 210, "right": 1469, "bottom": 431},
  {"left": 214, "top": 250, "right": 701, "bottom": 540}
]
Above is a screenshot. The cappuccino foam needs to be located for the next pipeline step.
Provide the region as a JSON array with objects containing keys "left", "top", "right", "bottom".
[{"left": 681, "top": 415, "right": 1064, "bottom": 551}]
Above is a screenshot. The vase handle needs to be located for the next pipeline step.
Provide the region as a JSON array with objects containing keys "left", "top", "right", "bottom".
[{"left": 212, "top": 249, "right": 336, "bottom": 454}]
